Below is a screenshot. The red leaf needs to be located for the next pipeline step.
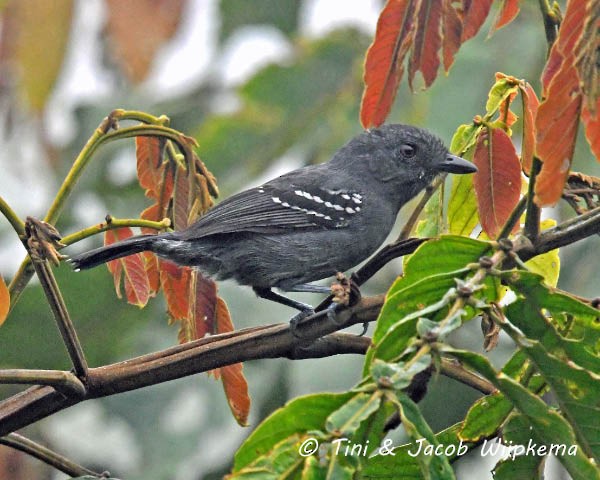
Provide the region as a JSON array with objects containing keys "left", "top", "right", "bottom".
[
  {"left": 519, "top": 82, "right": 539, "bottom": 174},
  {"left": 461, "top": 0, "right": 494, "bottom": 42},
  {"left": 473, "top": 128, "right": 522, "bottom": 238},
  {"left": 105, "top": 228, "right": 151, "bottom": 307},
  {"left": 582, "top": 99, "right": 600, "bottom": 161},
  {"left": 442, "top": 0, "right": 463, "bottom": 71},
  {"left": 172, "top": 165, "right": 191, "bottom": 230},
  {"left": 178, "top": 270, "right": 217, "bottom": 343},
  {"left": 409, "top": 0, "right": 442, "bottom": 89},
  {"left": 221, "top": 361, "right": 250, "bottom": 427},
  {"left": 0, "top": 276, "right": 9, "bottom": 327},
  {"left": 215, "top": 298, "right": 249, "bottom": 426},
  {"left": 158, "top": 260, "right": 191, "bottom": 321},
  {"left": 136, "top": 136, "right": 165, "bottom": 199},
  {"left": 489, "top": 0, "right": 520, "bottom": 35},
  {"left": 535, "top": 0, "right": 586, "bottom": 206},
  {"left": 360, "top": 0, "right": 415, "bottom": 128}
]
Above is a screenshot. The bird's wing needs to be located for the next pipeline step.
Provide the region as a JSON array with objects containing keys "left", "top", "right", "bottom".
[{"left": 177, "top": 179, "right": 365, "bottom": 239}]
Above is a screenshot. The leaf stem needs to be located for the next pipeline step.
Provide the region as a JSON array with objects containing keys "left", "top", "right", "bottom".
[{"left": 0, "top": 369, "right": 85, "bottom": 397}]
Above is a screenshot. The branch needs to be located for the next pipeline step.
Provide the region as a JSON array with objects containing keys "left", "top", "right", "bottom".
[
  {"left": 0, "top": 370, "right": 85, "bottom": 397},
  {"left": 0, "top": 433, "right": 106, "bottom": 478},
  {"left": 0, "top": 295, "right": 383, "bottom": 436}
]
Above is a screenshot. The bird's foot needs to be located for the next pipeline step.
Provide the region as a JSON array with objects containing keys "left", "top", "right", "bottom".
[
  {"left": 329, "top": 272, "right": 367, "bottom": 335},
  {"left": 289, "top": 308, "right": 316, "bottom": 338}
]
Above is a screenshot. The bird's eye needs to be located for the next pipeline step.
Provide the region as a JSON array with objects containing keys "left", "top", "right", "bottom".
[{"left": 401, "top": 144, "right": 416, "bottom": 158}]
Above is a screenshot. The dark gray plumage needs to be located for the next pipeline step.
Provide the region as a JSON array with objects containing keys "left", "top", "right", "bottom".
[{"left": 70, "top": 124, "right": 476, "bottom": 312}]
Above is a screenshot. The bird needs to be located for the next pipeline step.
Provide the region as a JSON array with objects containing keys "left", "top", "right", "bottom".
[{"left": 69, "top": 124, "right": 477, "bottom": 320}]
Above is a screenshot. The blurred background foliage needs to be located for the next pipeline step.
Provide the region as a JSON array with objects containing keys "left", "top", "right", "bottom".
[{"left": 0, "top": 0, "right": 597, "bottom": 479}]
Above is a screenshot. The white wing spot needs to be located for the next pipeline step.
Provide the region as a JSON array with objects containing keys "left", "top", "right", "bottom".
[
  {"left": 333, "top": 204, "right": 344, "bottom": 211},
  {"left": 258, "top": 188, "right": 265, "bottom": 193},
  {"left": 272, "top": 197, "right": 281, "bottom": 204},
  {"left": 341, "top": 194, "right": 350, "bottom": 200},
  {"left": 302, "top": 191, "right": 313, "bottom": 200},
  {"left": 345, "top": 207, "right": 355, "bottom": 214},
  {"left": 313, "top": 196, "right": 323, "bottom": 203}
]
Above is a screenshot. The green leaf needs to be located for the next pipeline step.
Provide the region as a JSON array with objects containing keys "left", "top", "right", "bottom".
[
  {"left": 233, "top": 392, "right": 353, "bottom": 471},
  {"left": 415, "top": 187, "right": 444, "bottom": 238},
  {"left": 485, "top": 77, "right": 519, "bottom": 117},
  {"left": 500, "top": 318, "right": 600, "bottom": 463},
  {"left": 449, "top": 349, "right": 600, "bottom": 480},
  {"left": 360, "top": 423, "right": 472, "bottom": 479},
  {"left": 365, "top": 236, "right": 495, "bottom": 372},
  {"left": 229, "top": 434, "right": 305, "bottom": 479},
  {"left": 325, "top": 393, "right": 382, "bottom": 437},
  {"left": 219, "top": 0, "right": 301, "bottom": 42},
  {"left": 449, "top": 124, "right": 482, "bottom": 155},
  {"left": 460, "top": 350, "right": 546, "bottom": 442},
  {"left": 386, "top": 392, "right": 457, "bottom": 480},
  {"left": 493, "top": 414, "right": 546, "bottom": 480},
  {"left": 371, "top": 356, "right": 432, "bottom": 391},
  {"left": 301, "top": 455, "right": 327, "bottom": 480},
  {"left": 447, "top": 174, "right": 479, "bottom": 236}
]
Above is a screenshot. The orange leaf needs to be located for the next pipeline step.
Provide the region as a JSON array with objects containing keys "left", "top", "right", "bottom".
[
  {"left": 360, "top": 0, "right": 416, "bottom": 128},
  {"left": 136, "top": 136, "right": 165, "bottom": 200},
  {"left": 105, "top": 0, "right": 185, "bottom": 84},
  {"left": 158, "top": 260, "right": 191, "bottom": 321},
  {"left": 441, "top": 0, "right": 463, "bottom": 71},
  {"left": 215, "top": 298, "right": 249, "bottom": 426},
  {"left": 461, "top": 0, "right": 494, "bottom": 42},
  {"left": 519, "top": 82, "right": 539, "bottom": 174},
  {"left": 105, "top": 228, "right": 151, "bottom": 307},
  {"left": 178, "top": 270, "right": 217, "bottom": 343},
  {"left": 172, "top": 165, "right": 192, "bottom": 230},
  {"left": 535, "top": 0, "right": 586, "bottom": 206},
  {"left": 409, "top": 1, "right": 443, "bottom": 89},
  {"left": 582, "top": 99, "right": 600, "bottom": 161},
  {"left": 0, "top": 276, "right": 9, "bottom": 327},
  {"left": 221, "top": 362, "right": 250, "bottom": 427},
  {"left": 473, "top": 128, "right": 522, "bottom": 238},
  {"left": 489, "top": 0, "right": 520, "bottom": 35}
]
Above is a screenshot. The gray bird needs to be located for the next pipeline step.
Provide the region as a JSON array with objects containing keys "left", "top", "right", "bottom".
[{"left": 70, "top": 124, "right": 477, "bottom": 317}]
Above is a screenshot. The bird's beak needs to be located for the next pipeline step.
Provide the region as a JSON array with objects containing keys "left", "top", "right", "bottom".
[{"left": 437, "top": 154, "right": 477, "bottom": 174}]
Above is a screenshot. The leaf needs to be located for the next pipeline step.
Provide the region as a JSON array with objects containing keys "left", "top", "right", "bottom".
[
  {"left": 519, "top": 82, "right": 539, "bottom": 174},
  {"left": 389, "top": 392, "right": 456, "bottom": 480},
  {"left": 460, "top": 0, "right": 494, "bottom": 42},
  {"left": 408, "top": 0, "right": 442, "bottom": 89},
  {"left": 360, "top": 0, "right": 415, "bottom": 129},
  {"left": 158, "top": 260, "right": 191, "bottom": 321},
  {"left": 10, "top": 0, "right": 74, "bottom": 112},
  {"left": 535, "top": 0, "right": 586, "bottom": 206},
  {"left": 325, "top": 393, "right": 382, "bottom": 437},
  {"left": 472, "top": 127, "right": 522, "bottom": 238},
  {"left": 448, "top": 173, "right": 478, "bottom": 236},
  {"left": 172, "top": 165, "right": 192, "bottom": 230},
  {"left": 136, "top": 136, "right": 166, "bottom": 200},
  {"left": 361, "top": 423, "right": 472, "bottom": 477},
  {"left": 450, "top": 349, "right": 600, "bottom": 480},
  {"left": 104, "top": 0, "right": 185, "bottom": 83},
  {"left": 489, "top": 0, "right": 520, "bottom": 35},
  {"left": 494, "top": 415, "right": 545, "bottom": 480},
  {"left": 414, "top": 187, "right": 443, "bottom": 237},
  {"left": 574, "top": 0, "right": 600, "bottom": 116},
  {"left": 0, "top": 276, "right": 9, "bottom": 327},
  {"left": 441, "top": 0, "right": 463, "bottom": 71},
  {"left": 178, "top": 270, "right": 216, "bottom": 343},
  {"left": 581, "top": 100, "right": 600, "bottom": 161},
  {"left": 485, "top": 74, "right": 519, "bottom": 118},
  {"left": 233, "top": 392, "right": 354, "bottom": 471},
  {"left": 104, "top": 228, "right": 151, "bottom": 308},
  {"left": 524, "top": 220, "right": 560, "bottom": 287}
]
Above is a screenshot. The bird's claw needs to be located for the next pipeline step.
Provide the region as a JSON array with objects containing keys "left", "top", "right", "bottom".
[{"left": 289, "top": 309, "right": 316, "bottom": 338}]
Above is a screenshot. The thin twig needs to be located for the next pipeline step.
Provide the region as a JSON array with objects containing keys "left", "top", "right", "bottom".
[
  {"left": 29, "top": 258, "right": 88, "bottom": 379},
  {"left": 0, "top": 369, "right": 85, "bottom": 397},
  {"left": 398, "top": 176, "right": 445, "bottom": 241},
  {"left": 0, "top": 433, "right": 106, "bottom": 478}
]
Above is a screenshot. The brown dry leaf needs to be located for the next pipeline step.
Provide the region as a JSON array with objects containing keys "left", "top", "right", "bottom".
[{"left": 105, "top": 0, "right": 186, "bottom": 84}]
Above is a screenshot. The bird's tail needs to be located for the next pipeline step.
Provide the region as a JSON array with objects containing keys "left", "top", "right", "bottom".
[{"left": 69, "top": 234, "right": 159, "bottom": 270}]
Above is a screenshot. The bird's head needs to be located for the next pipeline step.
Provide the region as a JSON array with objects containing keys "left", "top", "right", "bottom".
[{"left": 333, "top": 124, "right": 477, "bottom": 208}]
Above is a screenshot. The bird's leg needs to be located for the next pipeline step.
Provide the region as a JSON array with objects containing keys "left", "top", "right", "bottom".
[{"left": 252, "top": 287, "right": 316, "bottom": 338}]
